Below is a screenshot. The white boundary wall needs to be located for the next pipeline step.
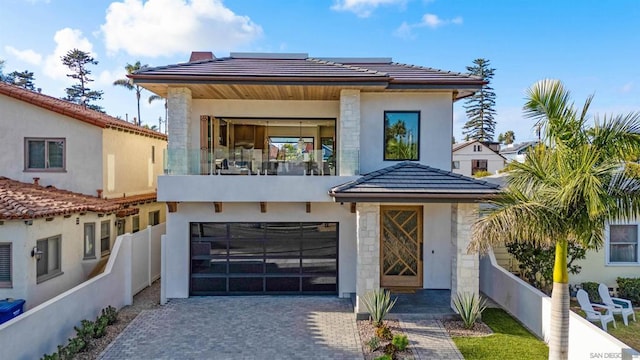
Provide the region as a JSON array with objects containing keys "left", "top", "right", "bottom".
[
  {"left": 0, "top": 223, "right": 164, "bottom": 360},
  {"left": 480, "top": 249, "right": 639, "bottom": 359}
]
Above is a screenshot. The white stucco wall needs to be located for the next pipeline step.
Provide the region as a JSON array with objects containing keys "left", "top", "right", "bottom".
[
  {"left": 360, "top": 92, "right": 454, "bottom": 173},
  {"left": 0, "top": 213, "right": 116, "bottom": 309},
  {"left": 102, "top": 128, "right": 167, "bottom": 198},
  {"left": 452, "top": 143, "right": 505, "bottom": 177},
  {"left": 163, "top": 202, "right": 356, "bottom": 298},
  {"left": 570, "top": 248, "right": 640, "bottom": 289},
  {"left": 0, "top": 95, "right": 103, "bottom": 195}
]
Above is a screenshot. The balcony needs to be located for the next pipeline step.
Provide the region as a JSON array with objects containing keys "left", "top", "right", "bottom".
[{"left": 158, "top": 148, "right": 360, "bottom": 203}]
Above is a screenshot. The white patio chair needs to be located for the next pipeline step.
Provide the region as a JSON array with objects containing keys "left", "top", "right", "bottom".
[
  {"left": 598, "top": 283, "right": 636, "bottom": 326},
  {"left": 576, "top": 289, "right": 616, "bottom": 331}
]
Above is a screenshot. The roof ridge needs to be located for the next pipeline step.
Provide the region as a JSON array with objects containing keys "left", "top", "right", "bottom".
[
  {"left": 307, "top": 58, "right": 388, "bottom": 76},
  {"left": 390, "top": 62, "right": 482, "bottom": 80}
]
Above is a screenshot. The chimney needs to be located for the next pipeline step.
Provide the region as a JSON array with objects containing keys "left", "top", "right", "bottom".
[
  {"left": 97, "top": 189, "right": 103, "bottom": 198},
  {"left": 33, "top": 177, "right": 40, "bottom": 186},
  {"left": 189, "top": 51, "right": 215, "bottom": 62}
]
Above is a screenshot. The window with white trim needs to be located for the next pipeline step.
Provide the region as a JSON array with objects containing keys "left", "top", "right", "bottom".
[
  {"left": 608, "top": 224, "right": 639, "bottom": 263},
  {"left": 473, "top": 144, "right": 482, "bottom": 152},
  {"left": 100, "top": 220, "right": 111, "bottom": 256},
  {"left": 0, "top": 244, "right": 11, "bottom": 288},
  {"left": 37, "top": 236, "right": 61, "bottom": 282},
  {"left": 452, "top": 161, "right": 460, "bottom": 169},
  {"left": 25, "top": 138, "right": 65, "bottom": 171}
]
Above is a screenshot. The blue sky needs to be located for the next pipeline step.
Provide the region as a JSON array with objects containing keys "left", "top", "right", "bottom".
[{"left": 1, "top": 0, "right": 638, "bottom": 142}]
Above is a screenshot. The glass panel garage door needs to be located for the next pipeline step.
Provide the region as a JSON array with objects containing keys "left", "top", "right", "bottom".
[{"left": 190, "top": 222, "right": 338, "bottom": 295}]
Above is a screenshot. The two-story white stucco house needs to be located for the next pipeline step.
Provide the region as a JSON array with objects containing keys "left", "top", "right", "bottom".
[
  {"left": 130, "top": 52, "right": 499, "bottom": 315},
  {"left": 452, "top": 140, "right": 506, "bottom": 177},
  {"left": 0, "top": 82, "right": 168, "bottom": 308}
]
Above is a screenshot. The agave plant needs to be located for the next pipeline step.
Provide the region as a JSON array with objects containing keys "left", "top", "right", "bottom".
[
  {"left": 362, "top": 289, "right": 397, "bottom": 327},
  {"left": 453, "top": 292, "right": 487, "bottom": 329}
]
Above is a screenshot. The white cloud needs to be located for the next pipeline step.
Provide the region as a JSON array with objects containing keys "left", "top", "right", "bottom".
[
  {"left": 42, "top": 28, "right": 96, "bottom": 81},
  {"left": 97, "top": 68, "right": 124, "bottom": 87},
  {"left": 100, "top": 0, "right": 263, "bottom": 57},
  {"left": 4, "top": 46, "right": 43, "bottom": 65},
  {"left": 620, "top": 82, "right": 633, "bottom": 94},
  {"left": 331, "top": 0, "right": 406, "bottom": 18},
  {"left": 394, "top": 12, "right": 462, "bottom": 38}
]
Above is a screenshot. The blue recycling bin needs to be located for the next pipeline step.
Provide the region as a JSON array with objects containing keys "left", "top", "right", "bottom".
[{"left": 0, "top": 299, "right": 25, "bottom": 324}]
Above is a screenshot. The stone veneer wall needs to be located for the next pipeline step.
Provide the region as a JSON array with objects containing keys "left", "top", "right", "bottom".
[
  {"left": 451, "top": 202, "right": 479, "bottom": 308},
  {"left": 167, "top": 87, "right": 192, "bottom": 175},
  {"left": 355, "top": 202, "right": 380, "bottom": 314},
  {"left": 339, "top": 89, "right": 360, "bottom": 176}
]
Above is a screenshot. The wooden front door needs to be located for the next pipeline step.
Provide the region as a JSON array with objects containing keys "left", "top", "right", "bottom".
[{"left": 380, "top": 206, "right": 423, "bottom": 288}]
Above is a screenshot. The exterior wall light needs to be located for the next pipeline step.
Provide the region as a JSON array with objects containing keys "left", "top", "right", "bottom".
[{"left": 31, "top": 246, "right": 43, "bottom": 261}]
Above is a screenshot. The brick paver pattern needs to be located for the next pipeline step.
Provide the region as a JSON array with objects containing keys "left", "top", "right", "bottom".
[
  {"left": 397, "top": 315, "right": 464, "bottom": 360},
  {"left": 99, "top": 296, "right": 363, "bottom": 360}
]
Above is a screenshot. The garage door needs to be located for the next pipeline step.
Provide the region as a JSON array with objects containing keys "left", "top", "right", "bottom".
[{"left": 190, "top": 222, "right": 338, "bottom": 295}]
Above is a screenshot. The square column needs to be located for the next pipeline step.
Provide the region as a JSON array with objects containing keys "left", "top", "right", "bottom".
[
  {"left": 451, "top": 202, "right": 479, "bottom": 308},
  {"left": 355, "top": 202, "right": 380, "bottom": 315},
  {"left": 167, "top": 87, "right": 192, "bottom": 175},
  {"left": 339, "top": 89, "right": 360, "bottom": 176}
]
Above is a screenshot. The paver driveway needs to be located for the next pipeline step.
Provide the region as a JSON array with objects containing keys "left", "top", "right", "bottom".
[{"left": 99, "top": 296, "right": 363, "bottom": 360}]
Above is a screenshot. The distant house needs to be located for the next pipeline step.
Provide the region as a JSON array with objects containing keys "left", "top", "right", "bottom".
[
  {"left": 499, "top": 141, "right": 538, "bottom": 163},
  {"left": 452, "top": 140, "right": 505, "bottom": 176},
  {"left": 0, "top": 82, "right": 168, "bottom": 308}
]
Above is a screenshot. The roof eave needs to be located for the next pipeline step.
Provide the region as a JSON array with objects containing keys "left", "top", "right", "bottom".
[{"left": 329, "top": 191, "right": 499, "bottom": 203}]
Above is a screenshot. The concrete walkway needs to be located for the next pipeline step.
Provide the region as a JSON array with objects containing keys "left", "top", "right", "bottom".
[{"left": 99, "top": 296, "right": 363, "bottom": 360}]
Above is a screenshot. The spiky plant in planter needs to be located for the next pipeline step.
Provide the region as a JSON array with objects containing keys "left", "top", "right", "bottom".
[
  {"left": 453, "top": 292, "right": 487, "bottom": 329},
  {"left": 362, "top": 289, "right": 397, "bottom": 328}
]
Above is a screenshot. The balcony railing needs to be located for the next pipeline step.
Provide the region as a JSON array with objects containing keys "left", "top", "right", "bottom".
[{"left": 163, "top": 148, "right": 358, "bottom": 176}]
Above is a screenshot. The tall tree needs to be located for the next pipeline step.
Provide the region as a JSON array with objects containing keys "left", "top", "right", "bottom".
[
  {"left": 7, "top": 70, "right": 36, "bottom": 90},
  {"left": 0, "top": 59, "right": 6, "bottom": 82},
  {"left": 148, "top": 94, "right": 167, "bottom": 132},
  {"left": 61, "top": 49, "right": 104, "bottom": 112},
  {"left": 497, "top": 130, "right": 515, "bottom": 145},
  {"left": 463, "top": 58, "right": 497, "bottom": 141},
  {"left": 113, "top": 61, "right": 147, "bottom": 126},
  {"left": 470, "top": 79, "right": 640, "bottom": 359}
]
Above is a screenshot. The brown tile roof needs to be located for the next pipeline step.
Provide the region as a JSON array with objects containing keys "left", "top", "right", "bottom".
[
  {"left": 109, "top": 192, "right": 158, "bottom": 206},
  {"left": 329, "top": 162, "right": 500, "bottom": 201},
  {"left": 130, "top": 53, "right": 483, "bottom": 88},
  {"left": 0, "top": 177, "right": 121, "bottom": 220},
  {"left": 0, "top": 82, "right": 167, "bottom": 140}
]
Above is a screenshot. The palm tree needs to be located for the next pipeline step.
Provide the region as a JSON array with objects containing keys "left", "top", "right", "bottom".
[
  {"left": 113, "top": 61, "right": 147, "bottom": 126},
  {"left": 149, "top": 94, "right": 167, "bottom": 133},
  {"left": 470, "top": 79, "right": 640, "bottom": 360}
]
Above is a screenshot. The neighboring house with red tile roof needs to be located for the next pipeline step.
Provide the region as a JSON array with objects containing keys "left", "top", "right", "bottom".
[
  {"left": 129, "top": 52, "right": 501, "bottom": 315},
  {"left": 0, "top": 82, "right": 167, "bottom": 308},
  {"left": 452, "top": 140, "right": 506, "bottom": 177}
]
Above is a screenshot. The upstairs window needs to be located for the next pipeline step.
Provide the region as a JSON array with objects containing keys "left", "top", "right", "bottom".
[
  {"left": 473, "top": 144, "right": 483, "bottom": 152},
  {"left": 25, "top": 138, "right": 65, "bottom": 171},
  {"left": 452, "top": 161, "right": 460, "bottom": 169},
  {"left": 0, "top": 244, "right": 11, "bottom": 288},
  {"left": 84, "top": 223, "right": 96, "bottom": 259},
  {"left": 384, "top": 111, "right": 420, "bottom": 161},
  {"left": 608, "top": 224, "right": 639, "bottom": 264},
  {"left": 132, "top": 216, "right": 140, "bottom": 233}
]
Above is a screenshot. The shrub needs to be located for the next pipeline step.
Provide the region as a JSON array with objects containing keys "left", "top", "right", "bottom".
[
  {"left": 581, "top": 282, "right": 601, "bottom": 303},
  {"left": 617, "top": 277, "right": 640, "bottom": 306},
  {"left": 473, "top": 170, "right": 491, "bottom": 178},
  {"left": 391, "top": 334, "right": 409, "bottom": 351},
  {"left": 94, "top": 315, "right": 109, "bottom": 338},
  {"left": 383, "top": 343, "right": 396, "bottom": 356},
  {"left": 374, "top": 355, "right": 392, "bottom": 360},
  {"left": 376, "top": 324, "right": 393, "bottom": 340},
  {"left": 366, "top": 336, "right": 380, "bottom": 351},
  {"left": 453, "top": 292, "right": 487, "bottom": 329},
  {"left": 101, "top": 305, "right": 118, "bottom": 325},
  {"left": 362, "top": 289, "right": 397, "bottom": 328},
  {"left": 506, "top": 241, "right": 586, "bottom": 294},
  {"left": 75, "top": 320, "right": 96, "bottom": 348}
]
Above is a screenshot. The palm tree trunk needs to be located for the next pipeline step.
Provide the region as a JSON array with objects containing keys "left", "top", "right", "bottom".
[
  {"left": 136, "top": 90, "right": 141, "bottom": 126},
  {"left": 549, "top": 239, "right": 570, "bottom": 360}
]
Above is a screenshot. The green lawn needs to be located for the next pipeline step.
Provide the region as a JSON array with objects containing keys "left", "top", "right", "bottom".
[
  {"left": 452, "top": 308, "right": 548, "bottom": 360},
  {"left": 598, "top": 311, "right": 640, "bottom": 352}
]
